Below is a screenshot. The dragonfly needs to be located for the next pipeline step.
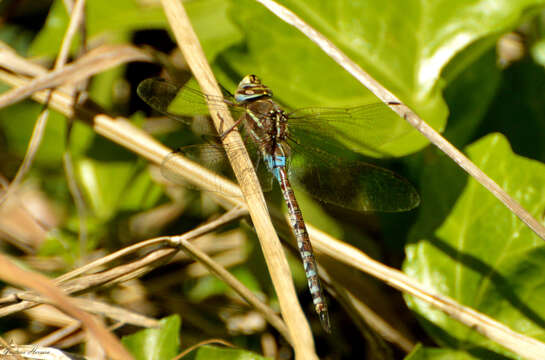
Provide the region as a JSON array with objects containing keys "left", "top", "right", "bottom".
[{"left": 137, "top": 74, "right": 420, "bottom": 333}]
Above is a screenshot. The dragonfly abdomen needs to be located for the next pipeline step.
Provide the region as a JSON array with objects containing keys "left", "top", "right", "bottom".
[{"left": 267, "top": 154, "right": 331, "bottom": 333}]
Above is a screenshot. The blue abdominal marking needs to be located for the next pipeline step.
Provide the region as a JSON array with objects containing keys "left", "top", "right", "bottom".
[{"left": 264, "top": 154, "right": 286, "bottom": 181}]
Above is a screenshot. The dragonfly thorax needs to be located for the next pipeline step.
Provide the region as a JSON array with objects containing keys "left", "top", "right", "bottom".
[
  {"left": 244, "top": 98, "right": 289, "bottom": 156},
  {"left": 235, "top": 74, "right": 273, "bottom": 103}
]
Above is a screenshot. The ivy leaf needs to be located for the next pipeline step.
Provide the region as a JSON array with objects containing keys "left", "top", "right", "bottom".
[
  {"left": 76, "top": 136, "right": 163, "bottom": 220},
  {"left": 188, "top": 345, "right": 270, "bottom": 360},
  {"left": 404, "top": 134, "right": 545, "bottom": 358},
  {"left": 122, "top": 315, "right": 180, "bottom": 360},
  {"left": 405, "top": 344, "right": 481, "bottom": 360}
]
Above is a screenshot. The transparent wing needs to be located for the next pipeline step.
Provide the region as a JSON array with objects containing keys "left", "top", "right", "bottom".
[
  {"left": 289, "top": 103, "right": 396, "bottom": 124},
  {"left": 288, "top": 102, "right": 412, "bottom": 156},
  {"left": 137, "top": 78, "right": 245, "bottom": 124},
  {"left": 286, "top": 139, "right": 420, "bottom": 212},
  {"left": 161, "top": 142, "right": 273, "bottom": 195}
]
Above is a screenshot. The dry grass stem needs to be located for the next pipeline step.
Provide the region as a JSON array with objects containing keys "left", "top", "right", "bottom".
[
  {"left": 341, "top": 286, "right": 414, "bottom": 353},
  {"left": 0, "top": 206, "right": 282, "bottom": 345},
  {"left": 16, "top": 295, "right": 159, "bottom": 328},
  {"left": 32, "top": 323, "right": 82, "bottom": 347},
  {"left": 0, "top": 254, "right": 133, "bottom": 360},
  {"left": 0, "top": 45, "right": 151, "bottom": 109},
  {"left": 0, "top": 247, "right": 176, "bottom": 317},
  {"left": 0, "top": 43, "right": 48, "bottom": 76},
  {"left": 0, "top": 206, "right": 244, "bottom": 314},
  {"left": 57, "top": 0, "right": 90, "bottom": 261},
  {"left": 159, "top": 0, "right": 317, "bottom": 357},
  {"left": 175, "top": 229, "right": 291, "bottom": 343}
]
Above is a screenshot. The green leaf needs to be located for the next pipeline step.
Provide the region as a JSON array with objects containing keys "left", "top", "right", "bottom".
[
  {"left": 531, "top": 38, "right": 545, "bottom": 67},
  {"left": 88, "top": 66, "right": 126, "bottom": 109},
  {"left": 405, "top": 344, "right": 481, "bottom": 360},
  {"left": 29, "top": 0, "right": 84, "bottom": 56},
  {"left": 30, "top": 0, "right": 162, "bottom": 56},
  {"left": 0, "top": 102, "right": 65, "bottom": 168},
  {"left": 122, "top": 315, "right": 181, "bottom": 360},
  {"left": 39, "top": 229, "right": 80, "bottom": 265},
  {"left": 0, "top": 98, "right": 97, "bottom": 170},
  {"left": 188, "top": 267, "right": 262, "bottom": 302},
  {"left": 76, "top": 146, "right": 162, "bottom": 220},
  {"left": 185, "top": 0, "right": 243, "bottom": 60},
  {"left": 0, "top": 23, "right": 35, "bottom": 56},
  {"left": 404, "top": 134, "right": 545, "bottom": 358},
  {"left": 77, "top": 158, "right": 133, "bottom": 220},
  {"left": 188, "top": 345, "right": 270, "bottom": 360}
]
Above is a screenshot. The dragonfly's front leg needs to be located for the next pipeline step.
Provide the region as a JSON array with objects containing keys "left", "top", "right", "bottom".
[{"left": 218, "top": 113, "right": 244, "bottom": 140}]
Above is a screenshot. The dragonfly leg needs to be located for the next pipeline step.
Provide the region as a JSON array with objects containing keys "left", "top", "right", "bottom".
[{"left": 217, "top": 113, "right": 244, "bottom": 140}]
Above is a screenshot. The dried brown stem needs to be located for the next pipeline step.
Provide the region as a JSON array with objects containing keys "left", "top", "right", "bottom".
[{"left": 159, "top": 0, "right": 317, "bottom": 357}]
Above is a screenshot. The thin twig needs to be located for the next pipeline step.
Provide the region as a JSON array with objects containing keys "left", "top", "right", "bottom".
[
  {"left": 56, "top": 0, "right": 85, "bottom": 69},
  {"left": 175, "top": 339, "right": 235, "bottom": 360},
  {"left": 32, "top": 323, "right": 82, "bottom": 347},
  {"left": 0, "top": 208, "right": 267, "bottom": 334},
  {"left": 59, "top": 0, "right": 90, "bottom": 261},
  {"left": 351, "top": 292, "right": 413, "bottom": 353},
  {"left": 0, "top": 205, "right": 289, "bottom": 345},
  {"left": 0, "top": 2, "right": 110, "bottom": 207},
  {"left": 15, "top": 294, "right": 159, "bottom": 328},
  {"left": 0, "top": 246, "right": 177, "bottom": 317},
  {"left": 0, "top": 109, "right": 49, "bottom": 207},
  {"left": 0, "top": 207, "right": 246, "bottom": 312}
]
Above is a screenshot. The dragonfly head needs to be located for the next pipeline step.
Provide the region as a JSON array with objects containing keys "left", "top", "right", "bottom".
[{"left": 235, "top": 74, "right": 273, "bottom": 103}]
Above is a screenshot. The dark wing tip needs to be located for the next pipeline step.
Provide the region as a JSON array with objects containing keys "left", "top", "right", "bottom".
[{"left": 137, "top": 78, "right": 179, "bottom": 108}]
